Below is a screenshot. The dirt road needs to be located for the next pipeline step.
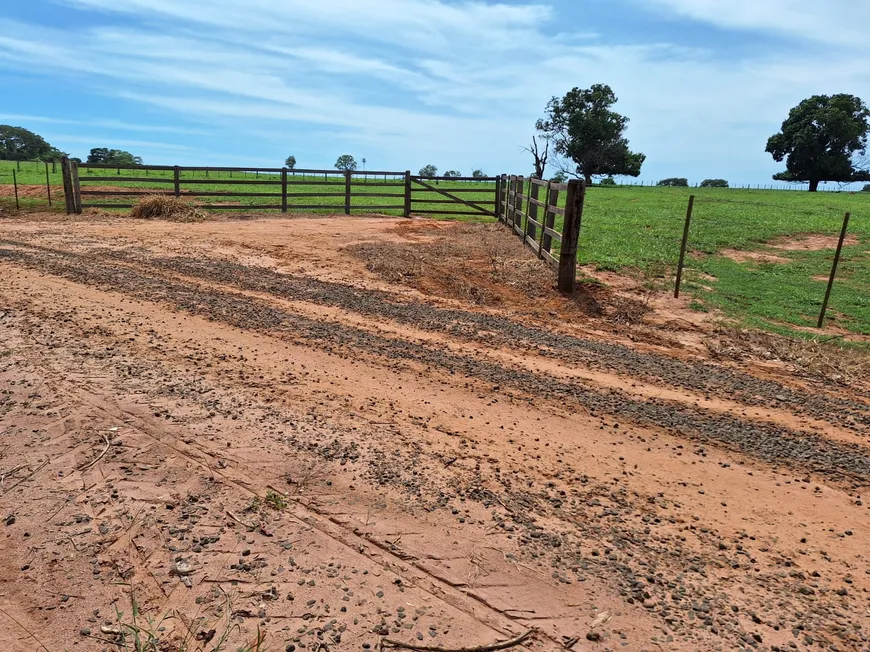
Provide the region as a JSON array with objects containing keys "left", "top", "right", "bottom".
[{"left": 1, "top": 214, "right": 868, "bottom": 651}]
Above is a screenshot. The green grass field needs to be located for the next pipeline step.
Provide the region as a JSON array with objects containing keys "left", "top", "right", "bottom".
[{"left": 1, "top": 160, "right": 867, "bottom": 337}]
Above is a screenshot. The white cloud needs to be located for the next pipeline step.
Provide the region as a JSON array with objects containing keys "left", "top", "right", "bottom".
[
  {"left": 640, "top": 0, "right": 870, "bottom": 48},
  {"left": 0, "top": 113, "right": 209, "bottom": 135}
]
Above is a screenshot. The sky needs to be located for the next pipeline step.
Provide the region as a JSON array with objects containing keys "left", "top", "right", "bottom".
[{"left": 1, "top": 0, "right": 868, "bottom": 186}]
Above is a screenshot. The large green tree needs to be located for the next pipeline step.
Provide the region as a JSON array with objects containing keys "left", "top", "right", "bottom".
[
  {"left": 535, "top": 84, "right": 645, "bottom": 185},
  {"left": 86, "top": 148, "right": 143, "bottom": 165},
  {"left": 766, "top": 94, "right": 870, "bottom": 192},
  {"left": 0, "top": 125, "right": 53, "bottom": 160}
]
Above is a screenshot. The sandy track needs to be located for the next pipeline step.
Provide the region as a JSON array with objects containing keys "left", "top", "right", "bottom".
[{"left": 1, "top": 214, "right": 869, "bottom": 652}]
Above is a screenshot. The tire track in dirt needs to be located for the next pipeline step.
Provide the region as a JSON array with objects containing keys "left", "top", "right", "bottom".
[
  {"left": 92, "top": 247, "right": 870, "bottom": 431},
  {"left": 2, "top": 243, "right": 870, "bottom": 486}
]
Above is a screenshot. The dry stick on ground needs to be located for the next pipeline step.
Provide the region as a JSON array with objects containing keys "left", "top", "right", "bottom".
[
  {"left": 1, "top": 459, "right": 48, "bottom": 494},
  {"left": 78, "top": 433, "right": 111, "bottom": 471},
  {"left": 225, "top": 510, "right": 257, "bottom": 530},
  {"left": 381, "top": 629, "right": 534, "bottom": 652}
]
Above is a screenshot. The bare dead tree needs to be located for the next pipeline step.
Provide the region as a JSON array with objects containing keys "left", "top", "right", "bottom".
[{"left": 522, "top": 136, "right": 549, "bottom": 179}]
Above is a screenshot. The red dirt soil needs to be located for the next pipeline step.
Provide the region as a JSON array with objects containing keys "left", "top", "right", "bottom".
[{"left": 0, "top": 213, "right": 868, "bottom": 652}]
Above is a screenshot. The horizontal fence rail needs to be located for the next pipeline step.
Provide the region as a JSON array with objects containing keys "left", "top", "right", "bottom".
[{"left": 62, "top": 160, "right": 501, "bottom": 219}]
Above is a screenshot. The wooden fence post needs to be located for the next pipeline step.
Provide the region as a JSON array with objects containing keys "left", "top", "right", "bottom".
[
  {"left": 494, "top": 176, "right": 501, "bottom": 221},
  {"left": 558, "top": 179, "right": 586, "bottom": 293},
  {"left": 537, "top": 182, "right": 551, "bottom": 259},
  {"left": 817, "top": 212, "right": 851, "bottom": 329},
  {"left": 71, "top": 162, "right": 82, "bottom": 214},
  {"left": 506, "top": 176, "right": 516, "bottom": 227},
  {"left": 344, "top": 171, "right": 352, "bottom": 215},
  {"left": 12, "top": 169, "right": 20, "bottom": 211},
  {"left": 674, "top": 195, "right": 695, "bottom": 298},
  {"left": 543, "top": 182, "right": 559, "bottom": 254},
  {"left": 404, "top": 171, "right": 412, "bottom": 217},
  {"left": 527, "top": 180, "right": 539, "bottom": 240},
  {"left": 173, "top": 166, "right": 180, "bottom": 198},
  {"left": 61, "top": 157, "right": 73, "bottom": 214},
  {"left": 44, "top": 161, "right": 52, "bottom": 208},
  {"left": 281, "top": 167, "right": 288, "bottom": 213}
]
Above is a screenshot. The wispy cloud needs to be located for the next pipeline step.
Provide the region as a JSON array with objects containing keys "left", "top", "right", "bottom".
[
  {"left": 0, "top": 113, "right": 210, "bottom": 135},
  {"left": 0, "top": 0, "right": 867, "bottom": 180}
]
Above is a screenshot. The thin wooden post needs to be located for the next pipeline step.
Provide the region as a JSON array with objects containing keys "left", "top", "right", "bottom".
[
  {"left": 403, "top": 171, "right": 412, "bottom": 217},
  {"left": 543, "top": 183, "right": 559, "bottom": 253},
  {"left": 558, "top": 180, "right": 586, "bottom": 293},
  {"left": 506, "top": 176, "right": 515, "bottom": 227},
  {"left": 44, "top": 162, "right": 52, "bottom": 207},
  {"left": 12, "top": 169, "right": 20, "bottom": 210},
  {"left": 71, "top": 162, "right": 82, "bottom": 214},
  {"left": 494, "top": 176, "right": 501, "bottom": 221},
  {"left": 61, "top": 157, "right": 73, "bottom": 214},
  {"left": 51, "top": 159, "right": 56, "bottom": 174},
  {"left": 674, "top": 195, "right": 695, "bottom": 298},
  {"left": 516, "top": 176, "right": 525, "bottom": 237},
  {"left": 16, "top": 160, "right": 20, "bottom": 172},
  {"left": 527, "top": 180, "right": 539, "bottom": 240},
  {"left": 344, "top": 171, "right": 352, "bottom": 215},
  {"left": 281, "top": 167, "right": 288, "bottom": 213},
  {"left": 173, "top": 166, "right": 180, "bottom": 198},
  {"left": 817, "top": 212, "right": 851, "bottom": 329},
  {"left": 537, "top": 182, "right": 551, "bottom": 259}
]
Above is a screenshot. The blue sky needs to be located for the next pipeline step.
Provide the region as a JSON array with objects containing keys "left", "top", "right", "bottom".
[{"left": 1, "top": 0, "right": 868, "bottom": 186}]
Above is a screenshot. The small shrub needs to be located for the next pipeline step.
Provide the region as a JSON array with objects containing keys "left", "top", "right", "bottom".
[
  {"left": 700, "top": 179, "right": 729, "bottom": 188},
  {"left": 264, "top": 489, "right": 287, "bottom": 511},
  {"left": 600, "top": 177, "right": 616, "bottom": 186},
  {"left": 550, "top": 172, "right": 568, "bottom": 183},
  {"left": 657, "top": 178, "right": 689, "bottom": 187},
  {"left": 863, "top": 183, "right": 870, "bottom": 192}
]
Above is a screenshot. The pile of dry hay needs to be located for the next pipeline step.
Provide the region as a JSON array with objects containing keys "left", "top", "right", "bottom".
[{"left": 130, "top": 195, "right": 210, "bottom": 223}]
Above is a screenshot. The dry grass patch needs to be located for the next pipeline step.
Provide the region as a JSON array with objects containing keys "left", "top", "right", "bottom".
[
  {"left": 706, "top": 327, "right": 870, "bottom": 388},
  {"left": 348, "top": 223, "right": 557, "bottom": 306},
  {"left": 130, "top": 195, "right": 210, "bottom": 223}
]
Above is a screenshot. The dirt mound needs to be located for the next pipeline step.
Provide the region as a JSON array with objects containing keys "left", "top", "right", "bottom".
[
  {"left": 769, "top": 233, "right": 859, "bottom": 250},
  {"left": 347, "top": 222, "right": 608, "bottom": 316},
  {"left": 130, "top": 195, "right": 210, "bottom": 222},
  {"left": 721, "top": 248, "right": 789, "bottom": 264}
]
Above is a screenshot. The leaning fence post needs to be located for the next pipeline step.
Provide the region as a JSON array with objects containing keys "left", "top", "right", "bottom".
[
  {"left": 44, "top": 161, "right": 52, "bottom": 208},
  {"left": 281, "top": 167, "right": 288, "bottom": 213},
  {"left": 344, "top": 171, "right": 352, "bottom": 215},
  {"left": 494, "top": 175, "right": 501, "bottom": 221},
  {"left": 527, "top": 180, "right": 539, "bottom": 241},
  {"left": 12, "top": 169, "right": 20, "bottom": 211},
  {"left": 817, "top": 212, "right": 851, "bottom": 329},
  {"left": 558, "top": 179, "right": 586, "bottom": 293},
  {"left": 674, "top": 195, "right": 695, "bottom": 298},
  {"left": 173, "top": 166, "right": 180, "bottom": 198},
  {"left": 71, "top": 161, "right": 82, "bottom": 213},
  {"left": 61, "top": 157, "right": 73, "bottom": 214},
  {"left": 537, "top": 182, "right": 551, "bottom": 259},
  {"left": 403, "top": 171, "right": 412, "bottom": 217}
]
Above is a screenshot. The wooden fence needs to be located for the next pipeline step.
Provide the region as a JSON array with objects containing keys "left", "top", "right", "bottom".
[
  {"left": 60, "top": 159, "right": 499, "bottom": 219},
  {"left": 497, "top": 174, "right": 586, "bottom": 292},
  {"left": 57, "top": 160, "right": 584, "bottom": 291}
]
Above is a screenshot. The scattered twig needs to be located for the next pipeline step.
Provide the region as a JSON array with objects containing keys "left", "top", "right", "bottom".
[
  {"left": 0, "top": 605, "right": 50, "bottom": 651},
  {"left": 1, "top": 459, "right": 48, "bottom": 493},
  {"left": 382, "top": 628, "right": 534, "bottom": 652},
  {"left": 78, "top": 433, "right": 111, "bottom": 471},
  {"left": 0, "top": 464, "right": 26, "bottom": 488},
  {"left": 225, "top": 510, "right": 257, "bottom": 530}
]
